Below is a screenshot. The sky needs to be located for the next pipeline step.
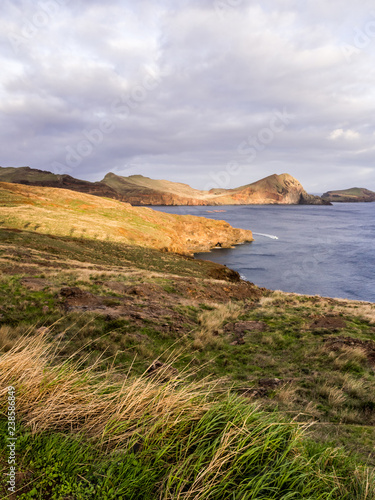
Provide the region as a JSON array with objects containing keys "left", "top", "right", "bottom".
[{"left": 1, "top": 0, "right": 375, "bottom": 192}]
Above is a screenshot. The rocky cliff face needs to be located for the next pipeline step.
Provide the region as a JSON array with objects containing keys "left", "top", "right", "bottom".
[
  {"left": 0, "top": 167, "right": 329, "bottom": 206},
  {"left": 166, "top": 217, "right": 253, "bottom": 254},
  {"left": 322, "top": 188, "right": 375, "bottom": 203},
  {"left": 210, "top": 174, "right": 329, "bottom": 205}
]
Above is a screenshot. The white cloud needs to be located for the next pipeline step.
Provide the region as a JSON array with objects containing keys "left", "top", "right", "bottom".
[{"left": 329, "top": 128, "right": 360, "bottom": 140}]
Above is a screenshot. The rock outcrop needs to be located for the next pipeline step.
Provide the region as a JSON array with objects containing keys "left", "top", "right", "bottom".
[{"left": 322, "top": 187, "right": 375, "bottom": 203}]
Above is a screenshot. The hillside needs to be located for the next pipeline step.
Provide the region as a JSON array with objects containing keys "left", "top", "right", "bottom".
[
  {"left": 0, "top": 165, "right": 125, "bottom": 200},
  {"left": 322, "top": 187, "right": 375, "bottom": 203},
  {"left": 0, "top": 224, "right": 374, "bottom": 497},
  {"left": 0, "top": 182, "right": 253, "bottom": 255},
  {"left": 208, "top": 172, "right": 327, "bottom": 205},
  {"left": 0, "top": 166, "right": 330, "bottom": 205}
]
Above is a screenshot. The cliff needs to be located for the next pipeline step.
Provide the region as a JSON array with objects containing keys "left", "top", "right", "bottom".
[{"left": 322, "top": 187, "right": 375, "bottom": 203}]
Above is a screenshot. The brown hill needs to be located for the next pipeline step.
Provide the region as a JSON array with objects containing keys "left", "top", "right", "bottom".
[
  {"left": 0, "top": 166, "right": 126, "bottom": 200},
  {"left": 322, "top": 187, "right": 375, "bottom": 203},
  {"left": 207, "top": 173, "right": 327, "bottom": 205},
  {"left": 101, "top": 172, "right": 214, "bottom": 205},
  {"left": 101, "top": 172, "right": 329, "bottom": 205}
]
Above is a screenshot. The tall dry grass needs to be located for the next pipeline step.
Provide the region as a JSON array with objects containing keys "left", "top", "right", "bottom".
[
  {"left": 0, "top": 331, "right": 210, "bottom": 446},
  {"left": 193, "top": 302, "right": 243, "bottom": 349},
  {"left": 0, "top": 330, "right": 374, "bottom": 499}
]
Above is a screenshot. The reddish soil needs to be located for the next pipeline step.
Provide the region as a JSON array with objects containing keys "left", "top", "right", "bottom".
[{"left": 309, "top": 316, "right": 346, "bottom": 332}]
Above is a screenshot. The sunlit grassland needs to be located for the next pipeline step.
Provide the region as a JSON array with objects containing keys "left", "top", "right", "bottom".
[{"left": 0, "top": 333, "right": 374, "bottom": 499}]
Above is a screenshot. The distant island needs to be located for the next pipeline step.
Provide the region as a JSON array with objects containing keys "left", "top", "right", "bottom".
[
  {"left": 322, "top": 187, "right": 375, "bottom": 203},
  {"left": 0, "top": 166, "right": 330, "bottom": 206}
]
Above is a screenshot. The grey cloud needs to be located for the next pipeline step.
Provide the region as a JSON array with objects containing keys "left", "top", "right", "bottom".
[{"left": 1, "top": 0, "right": 375, "bottom": 191}]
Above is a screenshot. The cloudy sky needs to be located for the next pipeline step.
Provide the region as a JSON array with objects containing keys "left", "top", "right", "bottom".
[{"left": 1, "top": 0, "right": 375, "bottom": 192}]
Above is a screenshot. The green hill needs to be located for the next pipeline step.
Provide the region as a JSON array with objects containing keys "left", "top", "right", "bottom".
[{"left": 322, "top": 187, "right": 375, "bottom": 202}]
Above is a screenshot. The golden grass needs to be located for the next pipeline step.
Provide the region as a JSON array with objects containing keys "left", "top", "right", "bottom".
[
  {"left": 319, "top": 383, "right": 347, "bottom": 407},
  {"left": 341, "top": 374, "right": 367, "bottom": 399},
  {"left": 0, "top": 331, "right": 211, "bottom": 446},
  {"left": 193, "top": 302, "right": 243, "bottom": 349},
  {"left": 0, "top": 182, "right": 253, "bottom": 255},
  {"left": 259, "top": 291, "right": 375, "bottom": 325},
  {"left": 331, "top": 302, "right": 375, "bottom": 325},
  {"left": 275, "top": 383, "right": 298, "bottom": 405},
  {"left": 329, "top": 345, "right": 368, "bottom": 370},
  {"left": 0, "top": 325, "right": 22, "bottom": 352}
]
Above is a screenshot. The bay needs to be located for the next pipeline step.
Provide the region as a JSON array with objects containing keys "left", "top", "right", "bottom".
[{"left": 150, "top": 203, "right": 375, "bottom": 302}]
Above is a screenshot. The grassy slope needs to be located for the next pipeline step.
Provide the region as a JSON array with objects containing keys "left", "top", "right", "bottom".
[
  {"left": 0, "top": 182, "right": 252, "bottom": 255},
  {"left": 0, "top": 226, "right": 375, "bottom": 497},
  {"left": 1, "top": 335, "right": 372, "bottom": 500},
  {"left": 103, "top": 172, "right": 215, "bottom": 199},
  {"left": 0, "top": 166, "right": 61, "bottom": 183}
]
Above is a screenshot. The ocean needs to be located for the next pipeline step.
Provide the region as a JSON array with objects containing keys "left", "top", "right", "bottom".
[{"left": 150, "top": 203, "right": 375, "bottom": 303}]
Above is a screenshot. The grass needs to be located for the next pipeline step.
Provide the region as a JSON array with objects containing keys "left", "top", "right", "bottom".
[
  {"left": 0, "top": 198, "right": 375, "bottom": 496},
  {"left": 0, "top": 227, "right": 241, "bottom": 279},
  {"left": 0, "top": 333, "right": 374, "bottom": 499},
  {"left": 193, "top": 302, "right": 243, "bottom": 349},
  {"left": 0, "top": 182, "right": 253, "bottom": 255},
  {"left": 0, "top": 236, "right": 374, "bottom": 464}
]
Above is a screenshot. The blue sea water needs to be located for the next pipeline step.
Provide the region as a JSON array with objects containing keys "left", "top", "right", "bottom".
[{"left": 150, "top": 203, "right": 375, "bottom": 303}]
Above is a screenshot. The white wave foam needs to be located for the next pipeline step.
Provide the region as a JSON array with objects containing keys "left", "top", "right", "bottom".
[{"left": 253, "top": 232, "right": 279, "bottom": 240}]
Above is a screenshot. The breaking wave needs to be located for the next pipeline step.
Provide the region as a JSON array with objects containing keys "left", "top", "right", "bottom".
[{"left": 253, "top": 233, "right": 279, "bottom": 240}]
